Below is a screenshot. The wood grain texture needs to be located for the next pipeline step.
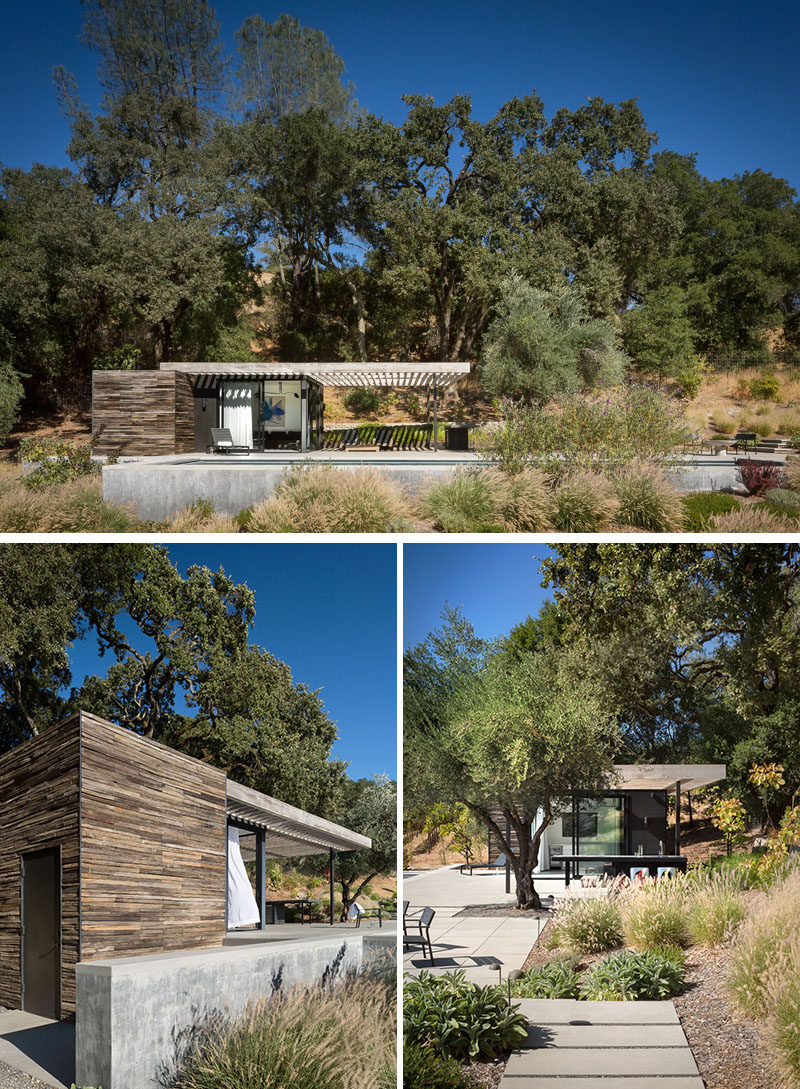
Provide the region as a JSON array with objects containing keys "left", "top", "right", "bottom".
[
  {"left": 92, "top": 371, "right": 178, "bottom": 455},
  {"left": 0, "top": 715, "right": 81, "bottom": 1016},
  {"left": 79, "top": 713, "right": 227, "bottom": 961},
  {"left": 174, "top": 373, "right": 195, "bottom": 454}
]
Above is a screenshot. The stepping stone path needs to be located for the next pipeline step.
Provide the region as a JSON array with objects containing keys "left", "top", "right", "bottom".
[{"left": 500, "top": 999, "right": 703, "bottom": 1088}]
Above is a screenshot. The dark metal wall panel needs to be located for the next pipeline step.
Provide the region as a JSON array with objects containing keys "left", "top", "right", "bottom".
[
  {"left": 91, "top": 371, "right": 178, "bottom": 455},
  {"left": 0, "top": 717, "right": 81, "bottom": 1016},
  {"left": 79, "top": 713, "right": 227, "bottom": 961}
]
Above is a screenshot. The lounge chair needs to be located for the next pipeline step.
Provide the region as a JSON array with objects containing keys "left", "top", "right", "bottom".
[
  {"left": 210, "top": 427, "right": 250, "bottom": 455},
  {"left": 403, "top": 906, "right": 436, "bottom": 964},
  {"left": 460, "top": 853, "right": 507, "bottom": 875}
]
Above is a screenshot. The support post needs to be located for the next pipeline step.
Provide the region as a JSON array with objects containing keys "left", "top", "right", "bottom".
[
  {"left": 674, "top": 781, "right": 681, "bottom": 856},
  {"left": 432, "top": 380, "right": 439, "bottom": 452},
  {"left": 505, "top": 815, "right": 511, "bottom": 894},
  {"left": 300, "top": 380, "right": 308, "bottom": 453},
  {"left": 256, "top": 827, "right": 267, "bottom": 930},
  {"left": 329, "top": 847, "right": 335, "bottom": 925}
]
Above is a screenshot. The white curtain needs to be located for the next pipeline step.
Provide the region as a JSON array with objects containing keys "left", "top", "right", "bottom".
[
  {"left": 221, "top": 383, "right": 258, "bottom": 449},
  {"left": 227, "top": 826, "right": 260, "bottom": 929}
]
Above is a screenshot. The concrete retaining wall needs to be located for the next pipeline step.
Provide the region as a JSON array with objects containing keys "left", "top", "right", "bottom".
[{"left": 75, "top": 935, "right": 365, "bottom": 1089}]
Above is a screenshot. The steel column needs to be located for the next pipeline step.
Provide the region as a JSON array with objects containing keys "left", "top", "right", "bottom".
[
  {"left": 432, "top": 380, "right": 439, "bottom": 451},
  {"left": 300, "top": 381, "right": 308, "bottom": 452},
  {"left": 674, "top": 781, "right": 681, "bottom": 855},
  {"left": 256, "top": 827, "right": 267, "bottom": 930},
  {"left": 329, "top": 848, "right": 335, "bottom": 925}
]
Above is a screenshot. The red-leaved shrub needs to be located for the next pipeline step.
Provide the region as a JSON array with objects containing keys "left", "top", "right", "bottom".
[{"left": 735, "top": 459, "right": 784, "bottom": 496}]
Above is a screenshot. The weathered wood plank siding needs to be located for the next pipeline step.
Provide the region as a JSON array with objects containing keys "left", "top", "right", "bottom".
[
  {"left": 174, "top": 374, "right": 196, "bottom": 453},
  {"left": 487, "top": 805, "right": 523, "bottom": 861},
  {"left": 0, "top": 716, "right": 81, "bottom": 1016},
  {"left": 92, "top": 371, "right": 179, "bottom": 455},
  {"left": 79, "top": 713, "right": 227, "bottom": 961}
]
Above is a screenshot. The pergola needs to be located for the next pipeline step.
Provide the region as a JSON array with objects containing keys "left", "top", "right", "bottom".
[
  {"left": 160, "top": 360, "right": 472, "bottom": 451},
  {"left": 226, "top": 779, "right": 372, "bottom": 927}
]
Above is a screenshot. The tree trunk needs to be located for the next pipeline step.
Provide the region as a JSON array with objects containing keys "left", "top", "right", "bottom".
[{"left": 346, "top": 278, "right": 368, "bottom": 361}]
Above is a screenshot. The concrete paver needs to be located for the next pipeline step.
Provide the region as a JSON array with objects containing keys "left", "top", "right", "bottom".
[{"left": 500, "top": 999, "right": 702, "bottom": 1089}]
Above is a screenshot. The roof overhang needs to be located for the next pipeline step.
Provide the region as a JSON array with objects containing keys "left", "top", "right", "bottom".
[
  {"left": 226, "top": 778, "right": 371, "bottom": 857},
  {"left": 613, "top": 764, "right": 726, "bottom": 793},
  {"left": 160, "top": 361, "right": 471, "bottom": 389}
]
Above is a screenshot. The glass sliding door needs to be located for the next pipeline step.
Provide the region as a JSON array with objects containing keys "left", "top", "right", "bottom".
[{"left": 220, "top": 381, "right": 260, "bottom": 450}]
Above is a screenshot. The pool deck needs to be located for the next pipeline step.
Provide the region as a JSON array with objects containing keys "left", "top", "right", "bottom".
[{"left": 102, "top": 447, "right": 789, "bottom": 522}]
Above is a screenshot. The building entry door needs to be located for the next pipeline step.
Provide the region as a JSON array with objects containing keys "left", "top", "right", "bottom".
[{"left": 21, "top": 847, "right": 61, "bottom": 1018}]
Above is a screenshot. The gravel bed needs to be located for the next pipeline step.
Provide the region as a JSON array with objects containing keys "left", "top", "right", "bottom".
[
  {"left": 674, "top": 943, "right": 771, "bottom": 1089},
  {"left": 462, "top": 1058, "right": 506, "bottom": 1089},
  {"left": 0, "top": 1062, "right": 49, "bottom": 1089},
  {"left": 454, "top": 901, "right": 554, "bottom": 919}
]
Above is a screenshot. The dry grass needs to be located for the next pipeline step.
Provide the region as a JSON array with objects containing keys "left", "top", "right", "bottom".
[
  {"left": 710, "top": 506, "right": 799, "bottom": 533},
  {"left": 167, "top": 503, "right": 241, "bottom": 533},
  {"left": 547, "top": 471, "right": 620, "bottom": 532},
  {"left": 176, "top": 978, "right": 396, "bottom": 1089},
  {"left": 248, "top": 464, "right": 412, "bottom": 533},
  {"left": 610, "top": 463, "right": 684, "bottom": 531},
  {"left": 0, "top": 471, "right": 140, "bottom": 532},
  {"left": 619, "top": 881, "right": 690, "bottom": 950},
  {"left": 421, "top": 467, "right": 552, "bottom": 532},
  {"left": 695, "top": 366, "right": 800, "bottom": 438}
]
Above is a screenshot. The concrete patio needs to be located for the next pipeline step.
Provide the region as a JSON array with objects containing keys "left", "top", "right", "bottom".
[
  {"left": 404, "top": 865, "right": 564, "bottom": 984},
  {"left": 0, "top": 1010, "right": 74, "bottom": 1089}
]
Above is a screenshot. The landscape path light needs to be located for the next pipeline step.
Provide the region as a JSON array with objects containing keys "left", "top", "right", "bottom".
[{"left": 507, "top": 968, "right": 524, "bottom": 1006}]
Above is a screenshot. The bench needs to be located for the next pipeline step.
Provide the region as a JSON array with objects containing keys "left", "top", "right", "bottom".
[{"left": 733, "top": 431, "right": 758, "bottom": 454}]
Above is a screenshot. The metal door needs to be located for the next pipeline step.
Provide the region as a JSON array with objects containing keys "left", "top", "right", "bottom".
[{"left": 21, "top": 847, "right": 61, "bottom": 1019}]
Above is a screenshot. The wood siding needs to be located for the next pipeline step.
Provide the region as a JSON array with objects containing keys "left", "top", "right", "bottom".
[
  {"left": 487, "top": 805, "right": 524, "bottom": 861},
  {"left": 174, "top": 373, "right": 196, "bottom": 453},
  {"left": 0, "top": 717, "right": 81, "bottom": 1016},
  {"left": 79, "top": 713, "right": 227, "bottom": 961},
  {"left": 92, "top": 371, "right": 178, "bottom": 455}
]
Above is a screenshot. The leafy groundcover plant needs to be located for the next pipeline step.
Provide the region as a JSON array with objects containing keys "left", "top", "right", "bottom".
[
  {"left": 681, "top": 491, "right": 741, "bottom": 530},
  {"left": 403, "top": 1044, "right": 471, "bottom": 1089},
  {"left": 580, "top": 947, "right": 686, "bottom": 1001},
  {"left": 403, "top": 970, "right": 528, "bottom": 1062},
  {"left": 510, "top": 957, "right": 581, "bottom": 999}
]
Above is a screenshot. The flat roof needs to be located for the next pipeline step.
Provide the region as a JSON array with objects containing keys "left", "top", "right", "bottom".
[
  {"left": 160, "top": 360, "right": 470, "bottom": 389},
  {"left": 613, "top": 764, "right": 726, "bottom": 793},
  {"left": 226, "top": 778, "right": 372, "bottom": 856}
]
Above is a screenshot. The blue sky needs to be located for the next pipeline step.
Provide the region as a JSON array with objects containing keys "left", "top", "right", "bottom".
[
  {"left": 1, "top": 0, "right": 798, "bottom": 189},
  {"left": 67, "top": 543, "right": 397, "bottom": 780},
  {"left": 403, "top": 543, "right": 556, "bottom": 649}
]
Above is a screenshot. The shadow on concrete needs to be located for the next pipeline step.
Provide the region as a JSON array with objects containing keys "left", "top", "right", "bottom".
[{"left": 0, "top": 1017, "right": 75, "bottom": 1089}]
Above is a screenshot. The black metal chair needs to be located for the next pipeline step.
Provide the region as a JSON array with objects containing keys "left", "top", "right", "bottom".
[
  {"left": 210, "top": 427, "right": 250, "bottom": 455},
  {"left": 403, "top": 906, "right": 436, "bottom": 964}
]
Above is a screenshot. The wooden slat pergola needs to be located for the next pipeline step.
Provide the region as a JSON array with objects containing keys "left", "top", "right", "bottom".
[
  {"left": 160, "top": 361, "right": 472, "bottom": 451},
  {"left": 226, "top": 779, "right": 371, "bottom": 927}
]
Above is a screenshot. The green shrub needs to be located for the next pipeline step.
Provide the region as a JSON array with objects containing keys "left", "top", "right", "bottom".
[
  {"left": 579, "top": 948, "right": 686, "bottom": 1001},
  {"left": 18, "top": 430, "right": 117, "bottom": 489},
  {"left": 0, "top": 361, "right": 25, "bottom": 443},
  {"left": 687, "top": 874, "right": 747, "bottom": 946},
  {"left": 488, "top": 384, "right": 687, "bottom": 479},
  {"left": 548, "top": 472, "right": 619, "bottom": 532},
  {"left": 610, "top": 463, "right": 683, "bottom": 531},
  {"left": 681, "top": 491, "right": 741, "bottom": 530},
  {"left": 402, "top": 1045, "right": 470, "bottom": 1089},
  {"left": 177, "top": 979, "right": 396, "bottom": 1089},
  {"left": 93, "top": 343, "right": 142, "bottom": 370},
  {"left": 620, "top": 883, "right": 688, "bottom": 950},
  {"left": 344, "top": 388, "right": 382, "bottom": 415},
  {"left": 403, "top": 970, "right": 528, "bottom": 1062},
  {"left": 555, "top": 897, "right": 623, "bottom": 955},
  {"left": 749, "top": 372, "right": 783, "bottom": 401},
  {"left": 248, "top": 464, "right": 412, "bottom": 533},
  {"left": 511, "top": 957, "right": 580, "bottom": 999},
  {"left": 673, "top": 355, "right": 706, "bottom": 400},
  {"left": 765, "top": 488, "right": 800, "bottom": 520}
]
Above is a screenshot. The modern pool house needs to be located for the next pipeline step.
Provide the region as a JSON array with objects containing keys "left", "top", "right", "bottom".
[
  {"left": 0, "top": 711, "right": 383, "bottom": 1089},
  {"left": 485, "top": 764, "right": 726, "bottom": 884}
]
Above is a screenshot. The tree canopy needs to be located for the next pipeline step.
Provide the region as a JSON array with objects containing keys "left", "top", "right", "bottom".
[{"left": 0, "top": 544, "right": 347, "bottom": 815}]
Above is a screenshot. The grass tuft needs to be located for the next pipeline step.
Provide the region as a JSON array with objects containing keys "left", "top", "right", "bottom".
[
  {"left": 610, "top": 463, "right": 683, "bottom": 531},
  {"left": 547, "top": 472, "right": 619, "bottom": 532}
]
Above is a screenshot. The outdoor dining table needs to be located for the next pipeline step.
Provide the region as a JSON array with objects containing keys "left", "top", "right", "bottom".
[{"left": 558, "top": 854, "right": 688, "bottom": 886}]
